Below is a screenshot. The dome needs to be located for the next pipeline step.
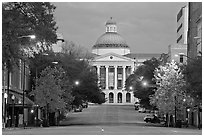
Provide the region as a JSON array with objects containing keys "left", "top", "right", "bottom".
[
  {"left": 93, "top": 32, "right": 129, "bottom": 49},
  {"left": 106, "top": 17, "right": 116, "bottom": 25}
]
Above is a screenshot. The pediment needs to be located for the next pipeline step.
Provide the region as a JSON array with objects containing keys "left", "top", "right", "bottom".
[{"left": 93, "top": 53, "right": 134, "bottom": 62}]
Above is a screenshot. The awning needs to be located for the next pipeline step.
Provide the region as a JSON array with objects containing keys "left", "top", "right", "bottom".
[{"left": 8, "top": 91, "right": 34, "bottom": 106}]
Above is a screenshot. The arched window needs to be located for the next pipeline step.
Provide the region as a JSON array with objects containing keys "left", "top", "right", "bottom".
[
  {"left": 126, "top": 93, "right": 131, "bottom": 103},
  {"left": 101, "top": 92, "right": 106, "bottom": 101},
  {"left": 118, "top": 93, "right": 122, "bottom": 103},
  {"left": 109, "top": 92, "right": 114, "bottom": 103},
  {"left": 107, "top": 27, "right": 109, "bottom": 32}
]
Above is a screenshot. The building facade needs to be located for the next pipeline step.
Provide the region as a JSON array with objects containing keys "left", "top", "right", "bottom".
[
  {"left": 2, "top": 61, "right": 35, "bottom": 128},
  {"left": 177, "top": 5, "right": 189, "bottom": 44},
  {"left": 168, "top": 43, "right": 187, "bottom": 63},
  {"left": 187, "top": 2, "right": 202, "bottom": 59},
  {"left": 90, "top": 17, "right": 161, "bottom": 105}
]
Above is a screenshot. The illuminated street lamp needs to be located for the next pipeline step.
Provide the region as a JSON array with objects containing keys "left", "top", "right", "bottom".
[
  {"left": 52, "top": 61, "right": 58, "bottom": 65},
  {"left": 129, "top": 86, "right": 133, "bottom": 90},
  {"left": 18, "top": 35, "right": 36, "bottom": 39},
  {"left": 31, "top": 109, "right": 34, "bottom": 114},
  {"left": 3, "top": 93, "right": 8, "bottom": 128},
  {"left": 75, "top": 80, "right": 80, "bottom": 86},
  {"left": 142, "top": 81, "right": 148, "bottom": 87}
]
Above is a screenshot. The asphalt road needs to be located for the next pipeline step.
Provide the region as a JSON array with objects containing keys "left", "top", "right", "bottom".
[{"left": 2, "top": 104, "right": 202, "bottom": 135}]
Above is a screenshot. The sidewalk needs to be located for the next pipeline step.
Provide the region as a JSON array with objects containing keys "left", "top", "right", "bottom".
[
  {"left": 145, "top": 122, "right": 202, "bottom": 130},
  {"left": 2, "top": 126, "right": 38, "bottom": 131}
]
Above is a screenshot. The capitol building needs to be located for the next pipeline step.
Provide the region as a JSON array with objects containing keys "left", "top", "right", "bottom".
[{"left": 90, "top": 17, "right": 160, "bottom": 105}]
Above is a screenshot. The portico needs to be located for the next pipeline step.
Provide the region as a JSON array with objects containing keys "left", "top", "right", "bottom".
[{"left": 91, "top": 52, "right": 137, "bottom": 104}]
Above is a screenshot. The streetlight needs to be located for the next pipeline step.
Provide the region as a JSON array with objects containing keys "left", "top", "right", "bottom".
[
  {"left": 4, "top": 93, "right": 8, "bottom": 128},
  {"left": 142, "top": 81, "right": 148, "bottom": 87},
  {"left": 52, "top": 61, "right": 58, "bottom": 65},
  {"left": 129, "top": 86, "right": 133, "bottom": 90},
  {"left": 141, "top": 81, "right": 157, "bottom": 88},
  {"left": 31, "top": 109, "right": 34, "bottom": 114},
  {"left": 11, "top": 95, "right": 15, "bottom": 127},
  {"left": 18, "top": 35, "right": 36, "bottom": 39},
  {"left": 75, "top": 80, "right": 79, "bottom": 86},
  {"left": 19, "top": 34, "right": 35, "bottom": 129},
  {"left": 186, "top": 108, "right": 190, "bottom": 126}
]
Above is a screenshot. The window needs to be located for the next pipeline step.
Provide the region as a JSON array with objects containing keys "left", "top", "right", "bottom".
[
  {"left": 177, "top": 35, "right": 183, "bottom": 43},
  {"left": 180, "top": 55, "right": 184, "bottom": 63},
  {"left": 177, "top": 23, "right": 183, "bottom": 32},
  {"left": 126, "top": 93, "right": 131, "bottom": 103},
  {"left": 177, "top": 9, "right": 183, "bottom": 22}
]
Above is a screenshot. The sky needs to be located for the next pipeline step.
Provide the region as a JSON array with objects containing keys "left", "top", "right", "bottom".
[{"left": 53, "top": 2, "right": 187, "bottom": 54}]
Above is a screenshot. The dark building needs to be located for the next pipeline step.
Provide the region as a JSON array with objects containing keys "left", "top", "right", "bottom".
[{"left": 187, "top": 2, "right": 202, "bottom": 60}]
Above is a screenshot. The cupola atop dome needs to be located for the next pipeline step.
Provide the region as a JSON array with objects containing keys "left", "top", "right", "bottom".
[
  {"left": 92, "top": 17, "right": 130, "bottom": 55},
  {"left": 105, "top": 17, "right": 117, "bottom": 33},
  {"left": 106, "top": 17, "right": 116, "bottom": 25}
]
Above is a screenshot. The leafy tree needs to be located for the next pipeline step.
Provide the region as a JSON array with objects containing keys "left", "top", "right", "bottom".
[
  {"left": 2, "top": 2, "right": 57, "bottom": 70},
  {"left": 31, "top": 66, "right": 65, "bottom": 111},
  {"left": 54, "top": 41, "right": 105, "bottom": 105},
  {"left": 125, "top": 57, "right": 160, "bottom": 109},
  {"left": 185, "top": 56, "right": 202, "bottom": 105},
  {"left": 150, "top": 61, "right": 193, "bottom": 118},
  {"left": 30, "top": 66, "right": 65, "bottom": 126}
]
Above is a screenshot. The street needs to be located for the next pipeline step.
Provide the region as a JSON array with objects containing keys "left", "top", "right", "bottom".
[{"left": 2, "top": 104, "right": 201, "bottom": 135}]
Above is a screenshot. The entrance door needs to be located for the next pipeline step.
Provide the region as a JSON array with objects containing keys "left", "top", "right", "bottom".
[
  {"left": 118, "top": 93, "right": 122, "bottom": 103},
  {"left": 126, "top": 93, "right": 131, "bottom": 103},
  {"left": 109, "top": 93, "right": 114, "bottom": 103}
]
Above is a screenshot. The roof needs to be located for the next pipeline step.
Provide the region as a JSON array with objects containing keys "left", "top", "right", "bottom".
[
  {"left": 124, "top": 53, "right": 161, "bottom": 59},
  {"left": 93, "top": 32, "right": 129, "bottom": 49},
  {"left": 106, "top": 17, "right": 116, "bottom": 25}
]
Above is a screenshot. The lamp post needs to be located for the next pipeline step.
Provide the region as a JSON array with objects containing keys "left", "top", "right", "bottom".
[
  {"left": 18, "top": 35, "right": 36, "bottom": 39},
  {"left": 174, "top": 96, "right": 177, "bottom": 127},
  {"left": 187, "top": 107, "right": 190, "bottom": 126},
  {"left": 11, "top": 95, "right": 15, "bottom": 127},
  {"left": 19, "top": 34, "right": 36, "bottom": 129},
  {"left": 4, "top": 93, "right": 8, "bottom": 128},
  {"left": 75, "top": 80, "right": 80, "bottom": 86},
  {"left": 22, "top": 61, "right": 26, "bottom": 128}
]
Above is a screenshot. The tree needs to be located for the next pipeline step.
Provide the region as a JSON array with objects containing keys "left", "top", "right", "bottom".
[
  {"left": 150, "top": 61, "right": 193, "bottom": 118},
  {"left": 55, "top": 41, "right": 104, "bottom": 105},
  {"left": 125, "top": 57, "right": 160, "bottom": 109},
  {"left": 30, "top": 66, "right": 65, "bottom": 126},
  {"left": 2, "top": 2, "right": 57, "bottom": 70},
  {"left": 185, "top": 56, "right": 202, "bottom": 105}
]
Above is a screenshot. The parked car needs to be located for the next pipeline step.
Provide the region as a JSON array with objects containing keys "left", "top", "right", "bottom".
[
  {"left": 144, "top": 114, "right": 160, "bottom": 123},
  {"left": 138, "top": 107, "right": 146, "bottom": 113},
  {"left": 74, "top": 105, "right": 83, "bottom": 112},
  {"left": 145, "top": 109, "right": 151, "bottom": 113},
  {"left": 82, "top": 101, "right": 88, "bottom": 108},
  {"left": 134, "top": 102, "right": 140, "bottom": 110}
]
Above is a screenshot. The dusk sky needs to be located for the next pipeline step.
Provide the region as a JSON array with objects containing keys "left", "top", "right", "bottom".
[{"left": 53, "top": 2, "right": 186, "bottom": 54}]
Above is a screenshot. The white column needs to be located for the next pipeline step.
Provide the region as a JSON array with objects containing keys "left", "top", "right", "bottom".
[
  {"left": 97, "top": 66, "right": 100, "bottom": 87},
  {"left": 123, "top": 66, "right": 126, "bottom": 89},
  {"left": 131, "top": 65, "right": 134, "bottom": 74},
  {"left": 114, "top": 66, "right": 117, "bottom": 90},
  {"left": 105, "top": 65, "right": 109, "bottom": 90},
  {"left": 19, "top": 60, "right": 22, "bottom": 89},
  {"left": 115, "top": 92, "right": 117, "bottom": 103},
  {"left": 97, "top": 66, "right": 100, "bottom": 77}
]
